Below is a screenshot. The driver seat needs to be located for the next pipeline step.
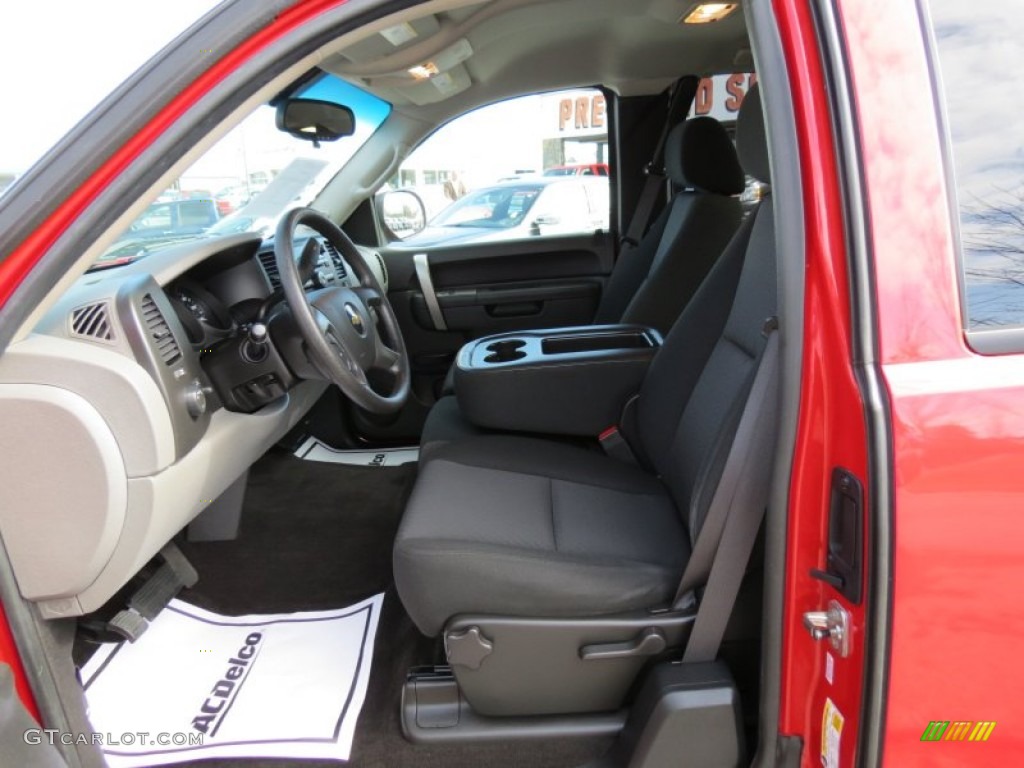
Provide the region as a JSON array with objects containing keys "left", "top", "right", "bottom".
[{"left": 393, "top": 85, "right": 774, "bottom": 717}]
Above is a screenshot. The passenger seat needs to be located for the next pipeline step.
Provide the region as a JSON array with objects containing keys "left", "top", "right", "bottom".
[{"left": 392, "top": 84, "right": 775, "bottom": 717}]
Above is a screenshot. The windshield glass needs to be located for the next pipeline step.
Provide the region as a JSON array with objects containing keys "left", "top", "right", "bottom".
[
  {"left": 92, "top": 73, "right": 390, "bottom": 270},
  {"left": 430, "top": 184, "right": 543, "bottom": 229}
]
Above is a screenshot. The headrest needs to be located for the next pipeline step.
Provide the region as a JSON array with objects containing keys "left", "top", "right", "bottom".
[
  {"left": 736, "top": 82, "right": 770, "bottom": 184},
  {"left": 665, "top": 116, "right": 745, "bottom": 195}
]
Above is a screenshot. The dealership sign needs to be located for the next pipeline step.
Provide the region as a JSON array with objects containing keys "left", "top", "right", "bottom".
[
  {"left": 558, "top": 93, "right": 607, "bottom": 133},
  {"left": 692, "top": 73, "right": 758, "bottom": 120},
  {"left": 555, "top": 74, "right": 757, "bottom": 136}
]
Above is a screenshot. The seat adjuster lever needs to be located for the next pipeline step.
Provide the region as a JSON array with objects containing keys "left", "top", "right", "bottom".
[{"left": 579, "top": 628, "right": 667, "bottom": 661}]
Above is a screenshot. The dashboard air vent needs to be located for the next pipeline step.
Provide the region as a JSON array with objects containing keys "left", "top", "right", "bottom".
[
  {"left": 140, "top": 294, "right": 182, "bottom": 366},
  {"left": 258, "top": 250, "right": 281, "bottom": 290},
  {"left": 322, "top": 240, "right": 348, "bottom": 280},
  {"left": 70, "top": 302, "right": 114, "bottom": 342}
]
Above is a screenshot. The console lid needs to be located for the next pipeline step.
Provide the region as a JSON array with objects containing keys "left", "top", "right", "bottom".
[{"left": 453, "top": 324, "right": 662, "bottom": 436}]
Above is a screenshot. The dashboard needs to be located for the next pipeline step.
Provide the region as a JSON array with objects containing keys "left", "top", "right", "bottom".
[{"left": 0, "top": 230, "right": 387, "bottom": 621}]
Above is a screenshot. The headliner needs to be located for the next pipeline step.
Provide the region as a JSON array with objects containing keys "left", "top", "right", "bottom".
[{"left": 321, "top": 0, "right": 750, "bottom": 123}]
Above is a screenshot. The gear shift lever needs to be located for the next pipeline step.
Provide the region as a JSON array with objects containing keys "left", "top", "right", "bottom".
[{"left": 241, "top": 321, "right": 269, "bottom": 363}]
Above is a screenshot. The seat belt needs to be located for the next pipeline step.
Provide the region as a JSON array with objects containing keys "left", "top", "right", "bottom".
[
  {"left": 671, "top": 323, "right": 780, "bottom": 663},
  {"left": 620, "top": 76, "right": 699, "bottom": 249}
]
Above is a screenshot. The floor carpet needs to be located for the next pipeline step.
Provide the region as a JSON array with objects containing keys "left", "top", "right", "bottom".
[{"left": 165, "top": 449, "right": 611, "bottom": 768}]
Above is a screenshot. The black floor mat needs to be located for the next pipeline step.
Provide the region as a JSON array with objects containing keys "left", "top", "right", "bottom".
[
  {"left": 169, "top": 449, "right": 610, "bottom": 768},
  {"left": 177, "top": 450, "right": 416, "bottom": 614}
]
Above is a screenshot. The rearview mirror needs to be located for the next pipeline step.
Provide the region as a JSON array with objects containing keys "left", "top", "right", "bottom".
[{"left": 276, "top": 99, "right": 355, "bottom": 145}]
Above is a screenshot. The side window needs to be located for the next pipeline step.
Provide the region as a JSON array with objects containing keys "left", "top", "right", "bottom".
[
  {"left": 389, "top": 88, "right": 610, "bottom": 245},
  {"left": 930, "top": 2, "right": 1024, "bottom": 330}
]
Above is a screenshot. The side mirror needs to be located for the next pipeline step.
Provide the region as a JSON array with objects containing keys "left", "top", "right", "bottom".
[
  {"left": 378, "top": 190, "right": 427, "bottom": 240},
  {"left": 276, "top": 98, "right": 355, "bottom": 144}
]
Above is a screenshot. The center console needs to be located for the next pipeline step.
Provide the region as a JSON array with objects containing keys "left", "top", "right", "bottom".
[{"left": 453, "top": 324, "right": 662, "bottom": 436}]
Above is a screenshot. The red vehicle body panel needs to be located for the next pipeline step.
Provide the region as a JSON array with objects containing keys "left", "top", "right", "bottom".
[
  {"left": 545, "top": 163, "right": 610, "bottom": 177},
  {"left": 0, "top": 601, "right": 38, "bottom": 721},
  {"left": 840, "top": 0, "right": 1024, "bottom": 762},
  {"left": 772, "top": 0, "right": 871, "bottom": 765}
]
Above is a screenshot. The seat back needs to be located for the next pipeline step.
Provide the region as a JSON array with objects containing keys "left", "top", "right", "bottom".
[
  {"left": 632, "top": 84, "right": 776, "bottom": 546},
  {"left": 595, "top": 116, "right": 746, "bottom": 333}
]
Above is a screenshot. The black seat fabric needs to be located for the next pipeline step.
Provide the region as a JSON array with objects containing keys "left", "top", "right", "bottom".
[
  {"left": 396, "top": 86, "right": 773, "bottom": 637},
  {"left": 395, "top": 436, "right": 688, "bottom": 636},
  {"left": 594, "top": 115, "right": 745, "bottom": 331},
  {"left": 422, "top": 115, "right": 747, "bottom": 457},
  {"left": 417, "top": 393, "right": 486, "bottom": 453}
]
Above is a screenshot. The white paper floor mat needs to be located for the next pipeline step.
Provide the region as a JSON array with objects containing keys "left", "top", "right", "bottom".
[
  {"left": 81, "top": 594, "right": 384, "bottom": 767},
  {"left": 295, "top": 437, "right": 418, "bottom": 467}
]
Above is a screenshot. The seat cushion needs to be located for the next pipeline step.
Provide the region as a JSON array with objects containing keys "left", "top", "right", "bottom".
[
  {"left": 419, "top": 394, "right": 485, "bottom": 461},
  {"left": 394, "top": 435, "right": 689, "bottom": 635}
]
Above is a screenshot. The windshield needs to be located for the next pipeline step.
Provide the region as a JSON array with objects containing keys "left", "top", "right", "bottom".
[
  {"left": 92, "top": 73, "right": 390, "bottom": 270},
  {"left": 430, "top": 184, "right": 543, "bottom": 229}
]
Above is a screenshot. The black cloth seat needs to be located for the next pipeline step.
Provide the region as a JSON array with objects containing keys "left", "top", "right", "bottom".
[
  {"left": 425, "top": 114, "right": 745, "bottom": 456},
  {"left": 395, "top": 436, "right": 688, "bottom": 636},
  {"left": 418, "top": 393, "right": 486, "bottom": 454},
  {"left": 595, "top": 114, "right": 746, "bottom": 331},
  {"left": 396, "top": 86, "right": 774, "bottom": 637}
]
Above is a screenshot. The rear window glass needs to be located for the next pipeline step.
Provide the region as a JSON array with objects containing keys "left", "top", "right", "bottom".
[{"left": 929, "top": 1, "right": 1024, "bottom": 329}]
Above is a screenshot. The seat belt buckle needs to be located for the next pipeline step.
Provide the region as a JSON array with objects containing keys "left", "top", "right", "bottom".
[{"left": 599, "top": 426, "right": 638, "bottom": 465}]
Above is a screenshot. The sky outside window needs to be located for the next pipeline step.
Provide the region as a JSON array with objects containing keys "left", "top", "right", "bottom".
[{"left": 0, "top": 1, "right": 219, "bottom": 179}]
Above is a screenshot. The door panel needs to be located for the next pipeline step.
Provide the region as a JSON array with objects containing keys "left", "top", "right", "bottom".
[
  {"left": 409, "top": 237, "right": 610, "bottom": 337},
  {"left": 414, "top": 279, "right": 602, "bottom": 337},
  {"left": 354, "top": 231, "right": 614, "bottom": 442},
  {"left": 844, "top": 1, "right": 1024, "bottom": 765},
  {"left": 385, "top": 232, "right": 613, "bottom": 289}
]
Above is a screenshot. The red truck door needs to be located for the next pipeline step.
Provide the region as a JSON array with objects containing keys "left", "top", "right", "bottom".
[
  {"left": 775, "top": 0, "right": 1024, "bottom": 765},
  {"left": 855, "top": 0, "right": 1024, "bottom": 763},
  {"left": 769, "top": 1, "right": 879, "bottom": 765}
]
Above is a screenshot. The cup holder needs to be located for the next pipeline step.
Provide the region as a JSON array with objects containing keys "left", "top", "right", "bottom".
[{"left": 483, "top": 339, "right": 527, "bottom": 363}]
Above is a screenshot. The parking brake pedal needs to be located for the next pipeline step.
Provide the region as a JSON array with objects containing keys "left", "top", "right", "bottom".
[{"left": 108, "top": 543, "right": 198, "bottom": 643}]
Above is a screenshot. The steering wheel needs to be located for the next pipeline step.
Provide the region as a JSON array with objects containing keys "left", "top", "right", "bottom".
[{"left": 274, "top": 208, "right": 409, "bottom": 414}]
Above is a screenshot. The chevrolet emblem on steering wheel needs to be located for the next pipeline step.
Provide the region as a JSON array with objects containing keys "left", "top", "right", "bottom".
[{"left": 344, "top": 303, "right": 365, "bottom": 335}]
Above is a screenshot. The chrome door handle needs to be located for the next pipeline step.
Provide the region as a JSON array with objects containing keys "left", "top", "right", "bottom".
[{"left": 802, "top": 600, "right": 851, "bottom": 657}]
